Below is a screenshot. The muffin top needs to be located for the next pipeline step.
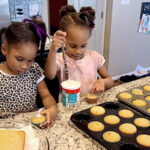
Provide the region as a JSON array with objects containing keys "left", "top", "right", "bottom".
[
  {"left": 103, "top": 131, "right": 121, "bottom": 143},
  {"left": 31, "top": 115, "right": 46, "bottom": 124},
  {"left": 118, "top": 109, "right": 134, "bottom": 118},
  {"left": 147, "top": 107, "right": 150, "bottom": 113},
  {"left": 132, "top": 99, "right": 147, "bottom": 107},
  {"left": 86, "top": 93, "right": 98, "bottom": 99},
  {"left": 145, "top": 96, "right": 150, "bottom": 101},
  {"left": 119, "top": 92, "right": 133, "bottom": 99},
  {"left": 136, "top": 134, "right": 150, "bottom": 147},
  {"left": 132, "top": 89, "right": 144, "bottom": 95},
  {"left": 119, "top": 123, "right": 137, "bottom": 135},
  {"left": 134, "top": 118, "right": 150, "bottom": 128},
  {"left": 104, "top": 115, "right": 120, "bottom": 125},
  {"left": 88, "top": 121, "right": 104, "bottom": 132},
  {"left": 90, "top": 106, "right": 105, "bottom": 116},
  {"left": 143, "top": 85, "right": 150, "bottom": 92}
]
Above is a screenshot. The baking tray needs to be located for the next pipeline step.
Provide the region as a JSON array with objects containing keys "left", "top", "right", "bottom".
[
  {"left": 70, "top": 102, "right": 150, "bottom": 150},
  {"left": 116, "top": 85, "right": 150, "bottom": 118}
]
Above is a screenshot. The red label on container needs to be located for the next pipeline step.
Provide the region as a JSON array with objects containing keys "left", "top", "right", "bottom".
[{"left": 62, "top": 88, "right": 80, "bottom": 94}]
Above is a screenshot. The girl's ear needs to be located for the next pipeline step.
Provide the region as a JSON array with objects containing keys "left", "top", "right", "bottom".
[{"left": 1, "top": 43, "right": 7, "bottom": 56}]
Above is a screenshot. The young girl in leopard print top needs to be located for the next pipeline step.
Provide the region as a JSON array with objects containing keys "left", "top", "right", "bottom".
[{"left": 0, "top": 22, "right": 58, "bottom": 128}]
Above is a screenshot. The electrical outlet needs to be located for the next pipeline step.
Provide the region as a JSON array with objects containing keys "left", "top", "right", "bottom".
[{"left": 15, "top": 5, "right": 24, "bottom": 18}]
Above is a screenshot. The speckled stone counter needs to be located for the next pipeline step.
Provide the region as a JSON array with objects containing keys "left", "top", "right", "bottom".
[{"left": 1, "top": 77, "right": 150, "bottom": 150}]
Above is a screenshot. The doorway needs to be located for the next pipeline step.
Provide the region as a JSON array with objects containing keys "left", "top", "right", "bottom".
[{"left": 49, "top": 0, "right": 67, "bottom": 35}]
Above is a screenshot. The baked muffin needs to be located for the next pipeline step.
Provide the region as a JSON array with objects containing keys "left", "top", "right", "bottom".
[
  {"left": 145, "top": 96, "right": 150, "bottom": 101},
  {"left": 104, "top": 115, "right": 120, "bottom": 125},
  {"left": 118, "top": 109, "right": 134, "bottom": 118},
  {"left": 90, "top": 106, "right": 105, "bottom": 116},
  {"left": 31, "top": 114, "right": 46, "bottom": 127},
  {"left": 134, "top": 118, "right": 150, "bottom": 128},
  {"left": 119, "top": 123, "right": 137, "bottom": 135},
  {"left": 103, "top": 131, "right": 121, "bottom": 143},
  {"left": 136, "top": 134, "right": 150, "bottom": 147},
  {"left": 119, "top": 92, "right": 133, "bottom": 99},
  {"left": 132, "top": 99, "right": 147, "bottom": 107},
  {"left": 88, "top": 121, "right": 104, "bottom": 132},
  {"left": 147, "top": 107, "right": 150, "bottom": 113},
  {"left": 86, "top": 93, "right": 98, "bottom": 104},
  {"left": 132, "top": 89, "right": 144, "bottom": 95},
  {"left": 143, "top": 85, "right": 150, "bottom": 92}
]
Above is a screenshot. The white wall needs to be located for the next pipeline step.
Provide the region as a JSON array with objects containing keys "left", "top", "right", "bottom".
[
  {"left": 41, "top": 0, "right": 50, "bottom": 34},
  {"left": 107, "top": 0, "right": 150, "bottom": 77},
  {"left": 0, "top": 0, "right": 10, "bottom": 29}
]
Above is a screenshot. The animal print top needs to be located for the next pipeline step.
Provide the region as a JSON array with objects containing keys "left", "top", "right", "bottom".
[{"left": 0, "top": 62, "right": 44, "bottom": 112}]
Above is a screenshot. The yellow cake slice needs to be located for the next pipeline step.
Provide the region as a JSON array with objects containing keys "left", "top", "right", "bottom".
[{"left": 0, "top": 130, "right": 25, "bottom": 150}]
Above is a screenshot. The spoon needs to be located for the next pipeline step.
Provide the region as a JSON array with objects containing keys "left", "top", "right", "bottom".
[{"left": 36, "top": 108, "right": 43, "bottom": 118}]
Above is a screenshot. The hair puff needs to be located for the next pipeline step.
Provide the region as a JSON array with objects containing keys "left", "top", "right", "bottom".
[
  {"left": 80, "top": 7, "right": 95, "bottom": 21},
  {"left": 60, "top": 5, "right": 76, "bottom": 18}
]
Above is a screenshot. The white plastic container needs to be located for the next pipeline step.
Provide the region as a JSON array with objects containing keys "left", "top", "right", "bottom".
[{"left": 61, "top": 80, "right": 81, "bottom": 108}]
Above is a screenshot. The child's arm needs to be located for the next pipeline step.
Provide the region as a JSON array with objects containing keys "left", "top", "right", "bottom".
[
  {"left": 37, "top": 80, "right": 58, "bottom": 128},
  {"left": 0, "top": 110, "right": 2, "bottom": 116},
  {"left": 92, "top": 66, "right": 114, "bottom": 93},
  {"left": 45, "top": 30, "right": 66, "bottom": 79}
]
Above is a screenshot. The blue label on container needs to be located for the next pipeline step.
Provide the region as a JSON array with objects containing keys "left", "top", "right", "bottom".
[
  {"left": 62, "top": 90, "right": 66, "bottom": 107},
  {"left": 68, "top": 93, "right": 77, "bottom": 103}
]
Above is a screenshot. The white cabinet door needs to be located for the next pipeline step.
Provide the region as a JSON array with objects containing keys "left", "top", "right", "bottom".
[
  {"left": 68, "top": 0, "right": 106, "bottom": 55},
  {"left": 0, "top": 0, "right": 10, "bottom": 29}
]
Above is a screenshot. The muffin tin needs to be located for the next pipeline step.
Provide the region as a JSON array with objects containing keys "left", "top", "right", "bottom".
[
  {"left": 70, "top": 102, "right": 150, "bottom": 150},
  {"left": 117, "top": 85, "right": 150, "bottom": 118}
]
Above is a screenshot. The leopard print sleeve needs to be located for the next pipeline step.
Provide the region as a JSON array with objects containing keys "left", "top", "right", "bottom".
[{"left": 31, "top": 62, "right": 45, "bottom": 84}]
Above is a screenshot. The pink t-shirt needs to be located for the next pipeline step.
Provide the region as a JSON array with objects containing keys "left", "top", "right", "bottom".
[{"left": 56, "top": 50, "right": 105, "bottom": 96}]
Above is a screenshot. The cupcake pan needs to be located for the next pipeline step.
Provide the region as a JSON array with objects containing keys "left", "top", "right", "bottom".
[
  {"left": 117, "top": 85, "right": 150, "bottom": 118},
  {"left": 70, "top": 102, "right": 150, "bottom": 150}
]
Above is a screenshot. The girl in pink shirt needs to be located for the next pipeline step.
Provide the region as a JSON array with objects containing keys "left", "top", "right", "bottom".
[{"left": 45, "top": 5, "right": 114, "bottom": 97}]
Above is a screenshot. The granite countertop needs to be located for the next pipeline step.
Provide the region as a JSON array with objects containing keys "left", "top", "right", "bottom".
[{"left": 1, "top": 77, "right": 150, "bottom": 150}]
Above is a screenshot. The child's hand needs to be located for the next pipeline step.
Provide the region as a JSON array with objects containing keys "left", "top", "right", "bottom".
[
  {"left": 92, "top": 79, "right": 105, "bottom": 93},
  {"left": 40, "top": 106, "right": 58, "bottom": 129},
  {"left": 50, "top": 30, "right": 66, "bottom": 52}
]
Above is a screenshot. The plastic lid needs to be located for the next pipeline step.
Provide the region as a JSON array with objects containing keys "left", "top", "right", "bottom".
[{"left": 61, "top": 79, "right": 81, "bottom": 90}]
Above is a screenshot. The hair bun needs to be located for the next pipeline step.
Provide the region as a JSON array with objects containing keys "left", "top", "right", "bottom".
[
  {"left": 80, "top": 7, "right": 95, "bottom": 21},
  {"left": 60, "top": 5, "right": 76, "bottom": 18}
]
